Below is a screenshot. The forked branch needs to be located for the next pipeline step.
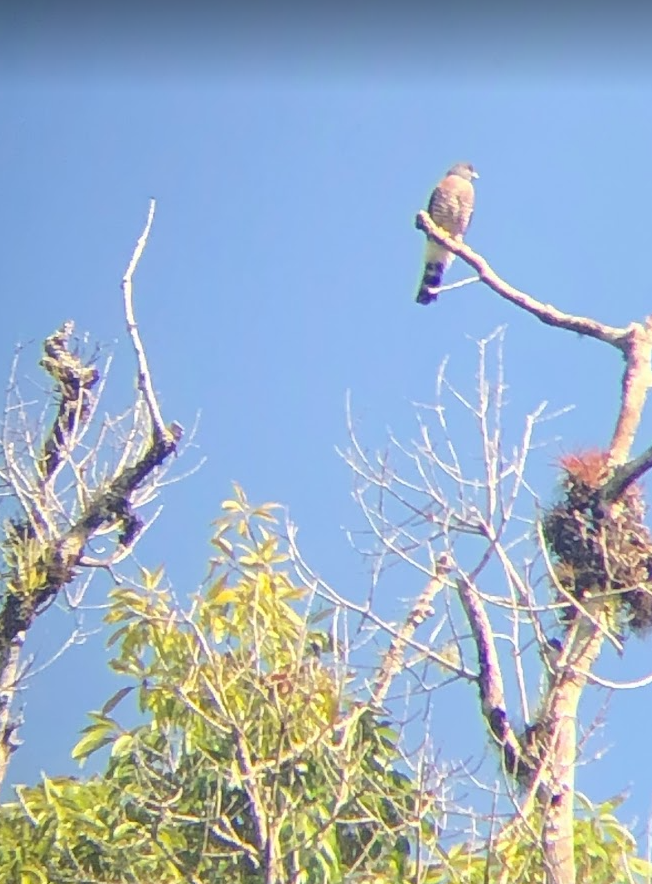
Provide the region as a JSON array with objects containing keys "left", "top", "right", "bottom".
[
  {"left": 0, "top": 201, "right": 183, "bottom": 789},
  {"left": 415, "top": 211, "right": 652, "bottom": 476},
  {"left": 415, "top": 212, "right": 630, "bottom": 346}
]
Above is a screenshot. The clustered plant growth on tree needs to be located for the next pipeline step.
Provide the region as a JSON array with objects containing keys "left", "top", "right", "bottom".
[
  {"left": 544, "top": 449, "right": 652, "bottom": 635},
  {"left": 0, "top": 197, "right": 652, "bottom": 884}
]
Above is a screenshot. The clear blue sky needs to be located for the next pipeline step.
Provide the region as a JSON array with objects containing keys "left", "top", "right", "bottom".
[{"left": 2, "top": 8, "right": 652, "bottom": 841}]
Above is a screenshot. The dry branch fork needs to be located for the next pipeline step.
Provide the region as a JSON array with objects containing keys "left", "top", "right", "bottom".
[
  {"left": 0, "top": 200, "right": 182, "bottom": 788},
  {"left": 416, "top": 210, "right": 652, "bottom": 884}
]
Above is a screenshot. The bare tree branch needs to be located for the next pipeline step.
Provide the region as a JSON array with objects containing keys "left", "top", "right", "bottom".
[
  {"left": 371, "top": 554, "right": 452, "bottom": 706},
  {"left": 415, "top": 211, "right": 631, "bottom": 345},
  {"left": 122, "top": 198, "right": 182, "bottom": 446},
  {"left": 0, "top": 203, "right": 185, "bottom": 788},
  {"left": 416, "top": 211, "right": 652, "bottom": 499},
  {"left": 455, "top": 574, "right": 527, "bottom": 791},
  {"left": 342, "top": 323, "right": 652, "bottom": 883},
  {"left": 607, "top": 318, "right": 652, "bottom": 467}
]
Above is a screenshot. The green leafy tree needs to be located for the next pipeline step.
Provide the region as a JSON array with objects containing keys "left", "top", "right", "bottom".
[{"left": 0, "top": 491, "right": 439, "bottom": 883}]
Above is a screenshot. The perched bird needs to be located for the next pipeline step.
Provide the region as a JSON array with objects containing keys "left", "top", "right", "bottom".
[{"left": 416, "top": 162, "right": 479, "bottom": 305}]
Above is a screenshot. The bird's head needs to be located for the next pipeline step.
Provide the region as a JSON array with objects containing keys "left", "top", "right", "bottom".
[{"left": 448, "top": 162, "right": 479, "bottom": 181}]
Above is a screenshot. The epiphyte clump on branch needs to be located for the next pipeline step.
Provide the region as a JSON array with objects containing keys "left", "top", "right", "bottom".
[{"left": 543, "top": 449, "right": 652, "bottom": 636}]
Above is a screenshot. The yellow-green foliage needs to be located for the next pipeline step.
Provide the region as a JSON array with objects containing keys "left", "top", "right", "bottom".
[
  {"left": 0, "top": 488, "right": 650, "bottom": 884},
  {"left": 425, "top": 792, "right": 652, "bottom": 884},
  {"left": 0, "top": 488, "right": 433, "bottom": 883},
  {"left": 2, "top": 521, "right": 49, "bottom": 596}
]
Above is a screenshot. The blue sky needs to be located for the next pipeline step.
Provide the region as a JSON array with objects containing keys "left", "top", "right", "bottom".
[{"left": 2, "top": 11, "right": 652, "bottom": 843}]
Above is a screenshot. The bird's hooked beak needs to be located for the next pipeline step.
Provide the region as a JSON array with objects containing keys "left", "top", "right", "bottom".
[{"left": 471, "top": 170, "right": 480, "bottom": 179}]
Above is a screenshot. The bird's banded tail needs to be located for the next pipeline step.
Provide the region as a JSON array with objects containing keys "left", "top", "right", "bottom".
[{"left": 416, "top": 260, "right": 445, "bottom": 305}]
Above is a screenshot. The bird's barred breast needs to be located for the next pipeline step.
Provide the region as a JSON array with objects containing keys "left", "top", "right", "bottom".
[{"left": 428, "top": 177, "right": 474, "bottom": 235}]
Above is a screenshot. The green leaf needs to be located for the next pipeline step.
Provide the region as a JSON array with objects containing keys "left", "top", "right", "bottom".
[
  {"left": 111, "top": 733, "right": 135, "bottom": 758},
  {"left": 586, "top": 844, "right": 609, "bottom": 862},
  {"left": 223, "top": 499, "right": 243, "bottom": 513},
  {"left": 141, "top": 564, "right": 165, "bottom": 589},
  {"left": 86, "top": 711, "right": 118, "bottom": 728},
  {"left": 102, "top": 686, "right": 134, "bottom": 716},
  {"left": 20, "top": 867, "right": 48, "bottom": 884},
  {"left": 106, "top": 624, "right": 130, "bottom": 647},
  {"left": 575, "top": 790, "right": 595, "bottom": 811},
  {"left": 212, "top": 538, "right": 234, "bottom": 557},
  {"left": 628, "top": 856, "right": 652, "bottom": 875},
  {"left": 597, "top": 791, "right": 629, "bottom": 814},
  {"left": 112, "top": 822, "right": 138, "bottom": 840},
  {"left": 212, "top": 588, "right": 239, "bottom": 606},
  {"left": 71, "top": 721, "right": 116, "bottom": 763}
]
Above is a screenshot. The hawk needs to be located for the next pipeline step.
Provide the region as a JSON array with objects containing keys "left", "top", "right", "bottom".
[{"left": 416, "top": 161, "right": 479, "bottom": 305}]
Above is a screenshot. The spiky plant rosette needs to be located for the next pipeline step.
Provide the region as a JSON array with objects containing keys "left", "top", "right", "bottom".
[{"left": 542, "top": 450, "right": 652, "bottom": 636}]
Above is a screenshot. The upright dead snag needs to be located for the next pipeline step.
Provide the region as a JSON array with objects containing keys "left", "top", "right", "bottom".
[{"left": 0, "top": 201, "right": 183, "bottom": 789}]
